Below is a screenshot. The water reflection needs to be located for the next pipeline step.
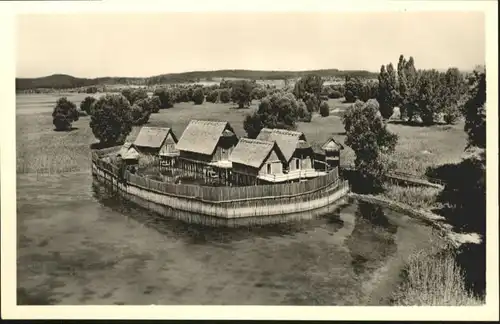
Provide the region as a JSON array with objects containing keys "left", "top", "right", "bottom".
[
  {"left": 90, "top": 182, "right": 346, "bottom": 245},
  {"left": 356, "top": 201, "right": 398, "bottom": 233}
]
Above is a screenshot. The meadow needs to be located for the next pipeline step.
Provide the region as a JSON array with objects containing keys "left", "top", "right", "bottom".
[{"left": 17, "top": 93, "right": 468, "bottom": 179}]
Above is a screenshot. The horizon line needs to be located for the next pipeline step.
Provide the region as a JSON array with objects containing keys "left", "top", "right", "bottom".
[{"left": 16, "top": 65, "right": 481, "bottom": 80}]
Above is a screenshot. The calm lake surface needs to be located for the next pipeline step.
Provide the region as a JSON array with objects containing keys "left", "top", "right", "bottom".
[{"left": 17, "top": 171, "right": 438, "bottom": 305}]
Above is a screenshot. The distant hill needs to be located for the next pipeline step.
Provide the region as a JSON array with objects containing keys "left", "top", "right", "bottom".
[
  {"left": 16, "top": 74, "right": 97, "bottom": 91},
  {"left": 16, "top": 69, "right": 379, "bottom": 90}
]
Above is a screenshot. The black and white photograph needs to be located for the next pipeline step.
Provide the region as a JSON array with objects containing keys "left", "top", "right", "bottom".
[{"left": 1, "top": 0, "right": 498, "bottom": 321}]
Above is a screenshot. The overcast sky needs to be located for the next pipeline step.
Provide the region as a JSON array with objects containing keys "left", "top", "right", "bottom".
[{"left": 16, "top": 12, "right": 485, "bottom": 78}]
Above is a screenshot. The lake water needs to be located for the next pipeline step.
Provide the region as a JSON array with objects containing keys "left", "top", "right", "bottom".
[{"left": 17, "top": 171, "right": 438, "bottom": 305}]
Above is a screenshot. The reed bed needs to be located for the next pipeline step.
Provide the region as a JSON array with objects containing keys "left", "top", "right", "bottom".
[
  {"left": 380, "top": 183, "right": 442, "bottom": 211},
  {"left": 392, "top": 240, "right": 483, "bottom": 306}
]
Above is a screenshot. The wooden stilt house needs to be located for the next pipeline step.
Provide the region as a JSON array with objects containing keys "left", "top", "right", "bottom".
[
  {"left": 229, "top": 138, "right": 288, "bottom": 185},
  {"left": 118, "top": 142, "right": 140, "bottom": 166},
  {"left": 256, "top": 128, "right": 324, "bottom": 181},
  {"left": 175, "top": 120, "right": 238, "bottom": 184},
  {"left": 132, "top": 126, "right": 179, "bottom": 166},
  {"left": 319, "top": 137, "right": 344, "bottom": 171}
]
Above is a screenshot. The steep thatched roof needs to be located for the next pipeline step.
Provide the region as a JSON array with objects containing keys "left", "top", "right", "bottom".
[
  {"left": 256, "top": 128, "right": 306, "bottom": 162},
  {"left": 321, "top": 137, "right": 344, "bottom": 151},
  {"left": 133, "top": 127, "right": 177, "bottom": 149},
  {"left": 176, "top": 120, "right": 236, "bottom": 155},
  {"left": 230, "top": 138, "right": 286, "bottom": 169},
  {"left": 118, "top": 142, "right": 133, "bottom": 157},
  {"left": 123, "top": 146, "right": 140, "bottom": 160}
]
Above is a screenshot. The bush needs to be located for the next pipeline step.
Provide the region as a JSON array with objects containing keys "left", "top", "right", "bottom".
[
  {"left": 52, "top": 97, "right": 79, "bottom": 131},
  {"left": 297, "top": 100, "right": 312, "bottom": 122},
  {"left": 328, "top": 90, "right": 343, "bottom": 99},
  {"left": 131, "top": 103, "right": 151, "bottom": 125},
  {"left": 153, "top": 88, "right": 175, "bottom": 108},
  {"left": 79, "top": 96, "right": 97, "bottom": 115},
  {"left": 319, "top": 101, "right": 330, "bottom": 117},
  {"left": 231, "top": 80, "right": 253, "bottom": 108},
  {"left": 243, "top": 92, "right": 300, "bottom": 138},
  {"left": 206, "top": 90, "right": 218, "bottom": 103},
  {"left": 251, "top": 87, "right": 268, "bottom": 100},
  {"left": 121, "top": 88, "right": 148, "bottom": 105},
  {"left": 344, "top": 90, "right": 356, "bottom": 103},
  {"left": 132, "top": 98, "right": 153, "bottom": 125},
  {"left": 219, "top": 89, "right": 231, "bottom": 103},
  {"left": 443, "top": 105, "right": 461, "bottom": 124},
  {"left": 192, "top": 88, "right": 205, "bottom": 105},
  {"left": 148, "top": 95, "right": 161, "bottom": 113},
  {"left": 86, "top": 86, "right": 98, "bottom": 94},
  {"left": 293, "top": 74, "right": 323, "bottom": 102},
  {"left": 187, "top": 87, "right": 195, "bottom": 101},
  {"left": 90, "top": 94, "right": 133, "bottom": 146},
  {"left": 176, "top": 88, "right": 190, "bottom": 103},
  {"left": 344, "top": 76, "right": 365, "bottom": 103}
]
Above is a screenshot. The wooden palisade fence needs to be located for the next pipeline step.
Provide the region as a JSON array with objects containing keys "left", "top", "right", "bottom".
[{"left": 91, "top": 150, "right": 350, "bottom": 226}]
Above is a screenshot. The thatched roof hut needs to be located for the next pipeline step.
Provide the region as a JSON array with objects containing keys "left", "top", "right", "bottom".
[
  {"left": 118, "top": 142, "right": 133, "bottom": 157},
  {"left": 321, "top": 137, "right": 344, "bottom": 152},
  {"left": 176, "top": 120, "right": 237, "bottom": 155},
  {"left": 133, "top": 126, "right": 178, "bottom": 151},
  {"left": 256, "top": 128, "right": 308, "bottom": 162},
  {"left": 230, "top": 138, "right": 286, "bottom": 169},
  {"left": 117, "top": 142, "right": 140, "bottom": 164}
]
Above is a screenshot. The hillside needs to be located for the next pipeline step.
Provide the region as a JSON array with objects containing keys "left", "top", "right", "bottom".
[{"left": 15, "top": 69, "right": 378, "bottom": 90}]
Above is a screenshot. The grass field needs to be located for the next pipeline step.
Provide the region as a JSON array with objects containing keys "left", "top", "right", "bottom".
[{"left": 16, "top": 94, "right": 468, "bottom": 177}]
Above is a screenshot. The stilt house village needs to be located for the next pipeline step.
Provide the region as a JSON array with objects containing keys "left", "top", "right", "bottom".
[{"left": 114, "top": 119, "right": 344, "bottom": 187}]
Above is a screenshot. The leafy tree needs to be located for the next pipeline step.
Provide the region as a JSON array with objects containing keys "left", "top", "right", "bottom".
[
  {"left": 121, "top": 88, "right": 133, "bottom": 103},
  {"left": 79, "top": 96, "right": 97, "bottom": 115},
  {"left": 90, "top": 94, "right": 133, "bottom": 146},
  {"left": 342, "top": 99, "right": 398, "bottom": 193},
  {"left": 251, "top": 87, "right": 268, "bottom": 100},
  {"left": 344, "top": 76, "right": 364, "bottom": 103},
  {"left": 243, "top": 92, "right": 300, "bottom": 138},
  {"left": 130, "top": 104, "right": 151, "bottom": 126},
  {"left": 319, "top": 101, "right": 330, "bottom": 117},
  {"left": 463, "top": 69, "right": 486, "bottom": 149},
  {"left": 219, "top": 88, "right": 231, "bottom": 103},
  {"left": 429, "top": 67, "right": 486, "bottom": 295},
  {"left": 303, "top": 92, "right": 320, "bottom": 113},
  {"left": 377, "top": 64, "right": 398, "bottom": 118},
  {"left": 231, "top": 80, "right": 253, "bottom": 108},
  {"left": 293, "top": 74, "right": 323, "bottom": 111},
  {"left": 148, "top": 95, "right": 161, "bottom": 113},
  {"left": 327, "top": 88, "right": 343, "bottom": 99},
  {"left": 134, "top": 98, "right": 153, "bottom": 123},
  {"left": 206, "top": 90, "right": 218, "bottom": 103},
  {"left": 397, "top": 55, "right": 418, "bottom": 121},
  {"left": 414, "top": 69, "right": 443, "bottom": 125},
  {"left": 52, "top": 97, "right": 79, "bottom": 131},
  {"left": 192, "top": 88, "right": 205, "bottom": 105},
  {"left": 176, "top": 88, "right": 190, "bottom": 103},
  {"left": 296, "top": 100, "right": 312, "bottom": 122},
  {"left": 153, "top": 88, "right": 175, "bottom": 108},
  {"left": 86, "top": 86, "right": 98, "bottom": 94},
  {"left": 359, "top": 80, "right": 379, "bottom": 103},
  {"left": 128, "top": 88, "right": 148, "bottom": 105},
  {"left": 187, "top": 87, "right": 195, "bottom": 101}
]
